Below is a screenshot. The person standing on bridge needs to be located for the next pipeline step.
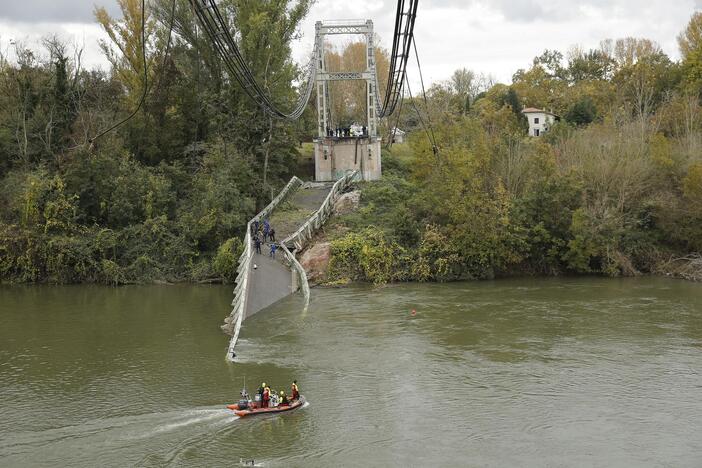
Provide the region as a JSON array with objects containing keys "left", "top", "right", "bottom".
[
  {"left": 263, "top": 219, "right": 270, "bottom": 243},
  {"left": 269, "top": 243, "right": 277, "bottom": 259},
  {"left": 269, "top": 227, "right": 276, "bottom": 242},
  {"left": 254, "top": 235, "right": 262, "bottom": 255}
]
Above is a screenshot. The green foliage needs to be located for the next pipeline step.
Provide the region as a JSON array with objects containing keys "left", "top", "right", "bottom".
[
  {"left": 2, "top": 7, "right": 702, "bottom": 288},
  {"left": 565, "top": 96, "right": 597, "bottom": 126},
  {"left": 213, "top": 237, "right": 243, "bottom": 282},
  {"left": 412, "top": 225, "right": 463, "bottom": 282},
  {"left": 327, "top": 227, "right": 408, "bottom": 284},
  {"left": 0, "top": 0, "right": 310, "bottom": 285},
  {"left": 329, "top": 27, "right": 702, "bottom": 283}
]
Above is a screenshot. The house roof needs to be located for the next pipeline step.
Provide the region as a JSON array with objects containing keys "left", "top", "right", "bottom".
[{"left": 522, "top": 107, "right": 558, "bottom": 116}]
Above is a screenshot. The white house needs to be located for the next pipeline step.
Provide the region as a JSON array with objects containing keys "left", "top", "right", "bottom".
[
  {"left": 522, "top": 108, "right": 559, "bottom": 137},
  {"left": 390, "top": 127, "right": 406, "bottom": 144}
]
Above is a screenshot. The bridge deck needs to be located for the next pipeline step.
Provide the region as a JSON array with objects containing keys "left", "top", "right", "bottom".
[
  {"left": 244, "top": 183, "right": 333, "bottom": 318},
  {"left": 269, "top": 183, "right": 334, "bottom": 240}
]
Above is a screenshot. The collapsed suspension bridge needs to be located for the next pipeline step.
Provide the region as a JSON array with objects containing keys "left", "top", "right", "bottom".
[{"left": 185, "top": 0, "right": 421, "bottom": 359}]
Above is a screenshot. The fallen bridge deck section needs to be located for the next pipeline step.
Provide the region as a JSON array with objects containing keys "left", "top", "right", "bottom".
[{"left": 224, "top": 172, "right": 359, "bottom": 360}]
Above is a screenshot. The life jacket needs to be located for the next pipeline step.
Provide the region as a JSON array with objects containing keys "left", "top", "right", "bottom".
[{"left": 263, "top": 388, "right": 270, "bottom": 400}]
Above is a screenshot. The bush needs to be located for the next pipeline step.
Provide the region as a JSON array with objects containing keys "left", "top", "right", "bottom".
[
  {"left": 328, "top": 227, "right": 407, "bottom": 284},
  {"left": 213, "top": 237, "right": 243, "bottom": 282}
]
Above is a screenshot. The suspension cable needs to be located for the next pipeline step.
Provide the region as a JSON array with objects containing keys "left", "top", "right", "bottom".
[
  {"left": 190, "top": 0, "right": 419, "bottom": 121},
  {"left": 386, "top": 84, "right": 405, "bottom": 149},
  {"left": 375, "top": 0, "right": 419, "bottom": 118},
  {"left": 191, "top": 0, "right": 317, "bottom": 120}
]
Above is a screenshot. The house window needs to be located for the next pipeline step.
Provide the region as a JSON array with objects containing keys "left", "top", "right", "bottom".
[
  {"left": 534, "top": 117, "right": 540, "bottom": 124},
  {"left": 534, "top": 129, "right": 540, "bottom": 136}
]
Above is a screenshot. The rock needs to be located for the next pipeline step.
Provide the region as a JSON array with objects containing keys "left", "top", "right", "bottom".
[
  {"left": 300, "top": 242, "right": 332, "bottom": 283},
  {"left": 333, "top": 190, "right": 361, "bottom": 216}
]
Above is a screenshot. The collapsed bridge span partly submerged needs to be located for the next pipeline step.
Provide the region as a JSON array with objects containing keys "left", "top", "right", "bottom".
[{"left": 223, "top": 170, "right": 359, "bottom": 360}]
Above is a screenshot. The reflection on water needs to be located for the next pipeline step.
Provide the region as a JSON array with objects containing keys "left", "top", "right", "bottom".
[{"left": 1, "top": 278, "right": 701, "bottom": 466}]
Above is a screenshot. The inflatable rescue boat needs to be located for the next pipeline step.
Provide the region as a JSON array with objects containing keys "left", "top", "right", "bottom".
[{"left": 227, "top": 395, "right": 306, "bottom": 417}]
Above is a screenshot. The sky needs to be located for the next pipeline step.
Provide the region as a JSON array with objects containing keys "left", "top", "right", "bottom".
[{"left": 0, "top": 0, "right": 699, "bottom": 87}]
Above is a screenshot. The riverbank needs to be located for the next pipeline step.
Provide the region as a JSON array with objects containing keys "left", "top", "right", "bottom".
[{"left": 296, "top": 151, "right": 702, "bottom": 287}]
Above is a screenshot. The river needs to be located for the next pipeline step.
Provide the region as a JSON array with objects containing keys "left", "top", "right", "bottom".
[{"left": 1, "top": 277, "right": 701, "bottom": 467}]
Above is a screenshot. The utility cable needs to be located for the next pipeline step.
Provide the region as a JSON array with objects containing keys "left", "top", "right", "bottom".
[
  {"left": 405, "top": 76, "right": 438, "bottom": 160},
  {"left": 412, "top": 36, "right": 438, "bottom": 155},
  {"left": 89, "top": 0, "right": 148, "bottom": 144},
  {"left": 150, "top": 0, "right": 177, "bottom": 96}
]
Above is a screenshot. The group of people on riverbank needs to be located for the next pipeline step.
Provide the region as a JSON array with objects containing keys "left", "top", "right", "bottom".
[
  {"left": 245, "top": 380, "right": 300, "bottom": 408},
  {"left": 251, "top": 218, "right": 278, "bottom": 259}
]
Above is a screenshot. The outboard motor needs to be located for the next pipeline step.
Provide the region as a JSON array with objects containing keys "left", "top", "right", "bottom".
[{"left": 238, "top": 399, "right": 249, "bottom": 409}]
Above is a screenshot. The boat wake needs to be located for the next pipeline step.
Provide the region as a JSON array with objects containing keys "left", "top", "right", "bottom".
[
  {"left": 131, "top": 407, "right": 237, "bottom": 440},
  {"left": 0, "top": 406, "right": 238, "bottom": 465}
]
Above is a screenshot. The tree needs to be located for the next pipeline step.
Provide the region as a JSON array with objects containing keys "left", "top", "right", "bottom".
[
  {"left": 612, "top": 42, "right": 678, "bottom": 140},
  {"left": 95, "top": 0, "right": 155, "bottom": 101},
  {"left": 325, "top": 40, "right": 389, "bottom": 125},
  {"left": 450, "top": 68, "right": 474, "bottom": 115},
  {"left": 567, "top": 47, "right": 615, "bottom": 82},
  {"left": 565, "top": 96, "right": 597, "bottom": 126},
  {"left": 678, "top": 12, "right": 702, "bottom": 93},
  {"left": 533, "top": 49, "right": 567, "bottom": 80}
]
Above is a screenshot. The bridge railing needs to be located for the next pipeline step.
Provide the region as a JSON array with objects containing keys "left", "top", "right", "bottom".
[
  {"left": 280, "top": 170, "right": 361, "bottom": 306},
  {"left": 224, "top": 176, "right": 303, "bottom": 361}
]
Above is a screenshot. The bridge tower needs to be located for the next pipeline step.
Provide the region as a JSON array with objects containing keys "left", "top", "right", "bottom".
[{"left": 313, "top": 20, "right": 382, "bottom": 181}]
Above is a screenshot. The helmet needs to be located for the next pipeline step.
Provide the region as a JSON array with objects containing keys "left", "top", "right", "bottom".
[
  {"left": 280, "top": 391, "right": 285, "bottom": 396},
  {"left": 262, "top": 382, "right": 266, "bottom": 387}
]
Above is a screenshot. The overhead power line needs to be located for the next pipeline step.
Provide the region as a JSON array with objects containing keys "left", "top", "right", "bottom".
[
  {"left": 412, "top": 35, "right": 438, "bottom": 155},
  {"left": 89, "top": 0, "right": 151, "bottom": 144}
]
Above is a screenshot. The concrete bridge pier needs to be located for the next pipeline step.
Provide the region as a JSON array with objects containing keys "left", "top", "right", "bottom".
[{"left": 314, "top": 137, "right": 382, "bottom": 181}]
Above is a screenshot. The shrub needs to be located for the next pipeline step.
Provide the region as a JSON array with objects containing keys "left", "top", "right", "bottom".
[{"left": 213, "top": 237, "right": 243, "bottom": 282}]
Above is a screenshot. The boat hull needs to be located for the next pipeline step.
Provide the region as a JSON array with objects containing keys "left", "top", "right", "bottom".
[{"left": 227, "top": 395, "right": 306, "bottom": 417}]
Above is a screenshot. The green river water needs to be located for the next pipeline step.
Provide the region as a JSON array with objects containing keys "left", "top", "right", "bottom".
[{"left": 1, "top": 278, "right": 701, "bottom": 467}]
